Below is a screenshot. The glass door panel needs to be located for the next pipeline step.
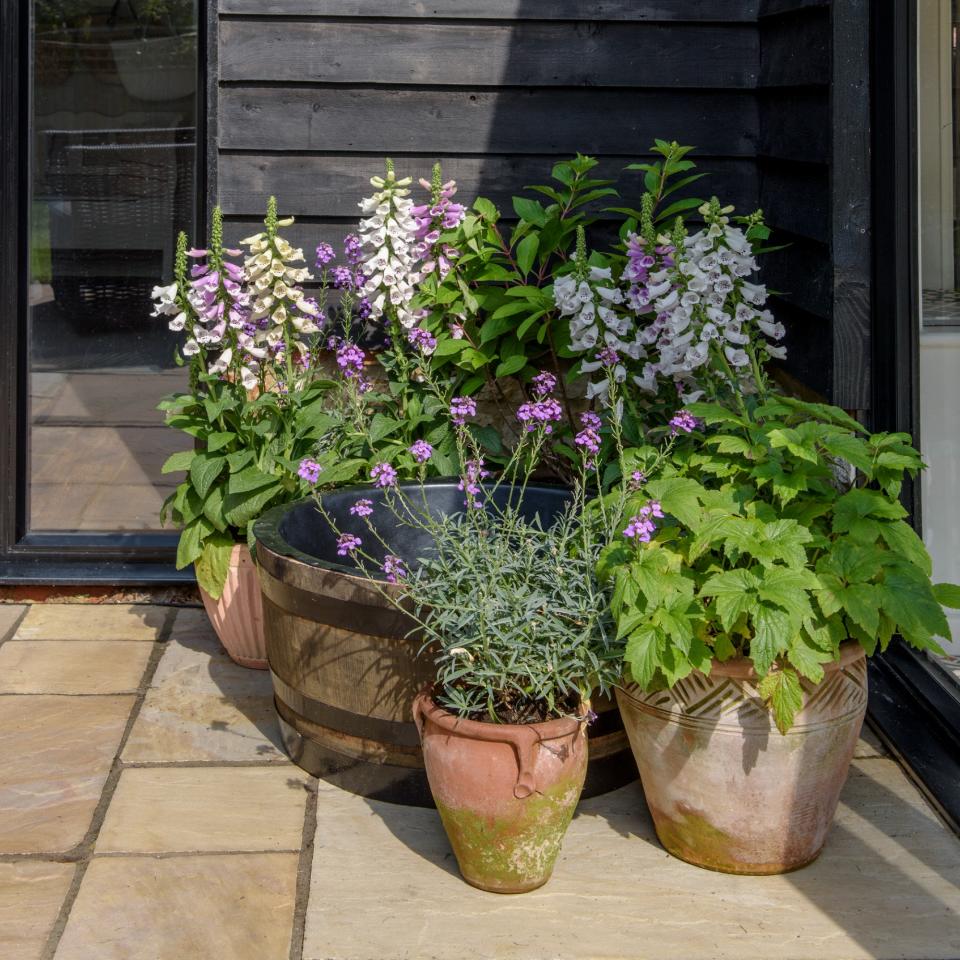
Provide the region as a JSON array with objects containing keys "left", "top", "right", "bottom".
[{"left": 29, "top": 0, "right": 197, "bottom": 532}]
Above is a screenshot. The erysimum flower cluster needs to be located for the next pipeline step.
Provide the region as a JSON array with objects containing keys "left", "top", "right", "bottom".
[{"left": 358, "top": 160, "right": 422, "bottom": 329}]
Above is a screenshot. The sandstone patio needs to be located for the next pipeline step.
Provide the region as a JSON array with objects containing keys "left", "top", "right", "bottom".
[{"left": 1, "top": 602, "right": 959, "bottom": 960}]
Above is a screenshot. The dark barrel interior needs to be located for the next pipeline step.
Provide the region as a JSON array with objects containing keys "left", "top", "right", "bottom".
[{"left": 254, "top": 481, "right": 636, "bottom": 806}]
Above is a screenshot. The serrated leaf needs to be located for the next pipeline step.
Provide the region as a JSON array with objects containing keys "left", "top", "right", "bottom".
[
  {"left": 645, "top": 477, "right": 704, "bottom": 527},
  {"left": 879, "top": 520, "right": 932, "bottom": 576},
  {"left": 758, "top": 668, "right": 804, "bottom": 735},
  {"left": 625, "top": 627, "right": 662, "bottom": 689},
  {"left": 206, "top": 431, "right": 236, "bottom": 454},
  {"left": 751, "top": 604, "right": 791, "bottom": 676},
  {"left": 880, "top": 567, "right": 951, "bottom": 644},
  {"left": 933, "top": 582, "right": 960, "bottom": 608}
]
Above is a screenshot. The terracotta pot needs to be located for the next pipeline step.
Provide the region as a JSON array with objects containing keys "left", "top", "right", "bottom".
[
  {"left": 616, "top": 642, "right": 868, "bottom": 874},
  {"left": 198, "top": 544, "right": 267, "bottom": 670},
  {"left": 412, "top": 694, "right": 588, "bottom": 894}
]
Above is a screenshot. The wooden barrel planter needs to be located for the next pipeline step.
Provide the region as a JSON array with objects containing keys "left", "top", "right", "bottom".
[{"left": 253, "top": 482, "right": 636, "bottom": 807}]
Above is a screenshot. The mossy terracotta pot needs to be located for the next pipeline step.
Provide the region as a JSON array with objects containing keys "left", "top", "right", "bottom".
[
  {"left": 198, "top": 544, "right": 267, "bottom": 670},
  {"left": 412, "top": 693, "right": 588, "bottom": 894},
  {"left": 616, "top": 642, "right": 868, "bottom": 875}
]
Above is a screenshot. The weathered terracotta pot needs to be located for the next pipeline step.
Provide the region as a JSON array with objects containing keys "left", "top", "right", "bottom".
[
  {"left": 616, "top": 642, "right": 868, "bottom": 874},
  {"left": 198, "top": 544, "right": 267, "bottom": 670},
  {"left": 413, "top": 694, "right": 588, "bottom": 894}
]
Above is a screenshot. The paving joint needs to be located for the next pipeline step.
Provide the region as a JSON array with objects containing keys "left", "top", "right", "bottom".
[
  {"left": 41, "top": 606, "right": 178, "bottom": 960},
  {"left": 289, "top": 776, "right": 320, "bottom": 960}
]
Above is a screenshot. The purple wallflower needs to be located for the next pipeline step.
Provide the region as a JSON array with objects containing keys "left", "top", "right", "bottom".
[
  {"left": 574, "top": 427, "right": 601, "bottom": 458},
  {"left": 458, "top": 458, "right": 490, "bottom": 509},
  {"left": 343, "top": 233, "right": 364, "bottom": 266},
  {"left": 298, "top": 459, "right": 322, "bottom": 485},
  {"left": 579, "top": 410, "right": 602, "bottom": 431},
  {"left": 331, "top": 266, "right": 354, "bottom": 290},
  {"left": 531, "top": 370, "right": 557, "bottom": 396},
  {"left": 449, "top": 396, "right": 477, "bottom": 427},
  {"left": 371, "top": 462, "right": 398, "bottom": 488},
  {"left": 629, "top": 469, "right": 647, "bottom": 490},
  {"left": 357, "top": 297, "right": 372, "bottom": 321},
  {"left": 315, "top": 243, "right": 335, "bottom": 267},
  {"left": 409, "top": 440, "right": 433, "bottom": 464},
  {"left": 622, "top": 501, "right": 664, "bottom": 543},
  {"left": 349, "top": 498, "right": 373, "bottom": 518},
  {"left": 337, "top": 533, "right": 362, "bottom": 556},
  {"left": 668, "top": 409, "right": 700, "bottom": 436},
  {"left": 516, "top": 397, "right": 563, "bottom": 434},
  {"left": 406, "top": 327, "right": 437, "bottom": 354},
  {"left": 382, "top": 554, "right": 407, "bottom": 584},
  {"left": 336, "top": 342, "right": 365, "bottom": 380}
]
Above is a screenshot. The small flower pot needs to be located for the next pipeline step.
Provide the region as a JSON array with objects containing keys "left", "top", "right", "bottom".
[
  {"left": 616, "top": 642, "right": 868, "bottom": 874},
  {"left": 198, "top": 544, "right": 267, "bottom": 669},
  {"left": 412, "top": 693, "right": 588, "bottom": 893}
]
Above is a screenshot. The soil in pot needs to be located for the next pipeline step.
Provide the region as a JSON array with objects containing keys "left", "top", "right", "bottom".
[
  {"left": 413, "top": 694, "right": 588, "bottom": 893},
  {"left": 199, "top": 543, "right": 267, "bottom": 670},
  {"left": 616, "top": 642, "right": 868, "bottom": 874}
]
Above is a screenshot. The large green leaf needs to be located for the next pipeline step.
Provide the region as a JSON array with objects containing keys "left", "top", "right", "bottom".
[
  {"left": 751, "top": 604, "right": 791, "bottom": 676},
  {"left": 161, "top": 450, "right": 196, "bottom": 475},
  {"left": 758, "top": 668, "right": 804, "bottom": 735},
  {"left": 190, "top": 453, "right": 226, "bottom": 500},
  {"left": 194, "top": 532, "right": 235, "bottom": 598},
  {"left": 625, "top": 627, "right": 662, "bottom": 689}
]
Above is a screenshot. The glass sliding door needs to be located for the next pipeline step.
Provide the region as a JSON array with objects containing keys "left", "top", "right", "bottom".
[
  {"left": 28, "top": 0, "right": 197, "bottom": 535},
  {"left": 918, "top": 0, "right": 960, "bottom": 688}
]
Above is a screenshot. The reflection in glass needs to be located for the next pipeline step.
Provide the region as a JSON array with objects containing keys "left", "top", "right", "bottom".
[
  {"left": 29, "top": 0, "right": 197, "bottom": 531},
  {"left": 919, "top": 0, "right": 960, "bottom": 686}
]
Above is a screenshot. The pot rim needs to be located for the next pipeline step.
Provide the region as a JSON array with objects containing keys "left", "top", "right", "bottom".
[
  {"left": 252, "top": 480, "right": 573, "bottom": 580},
  {"left": 414, "top": 693, "right": 586, "bottom": 744},
  {"left": 701, "top": 639, "right": 864, "bottom": 681}
]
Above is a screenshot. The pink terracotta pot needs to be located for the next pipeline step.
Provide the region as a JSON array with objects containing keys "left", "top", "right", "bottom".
[
  {"left": 616, "top": 642, "right": 868, "bottom": 874},
  {"left": 198, "top": 544, "right": 267, "bottom": 670},
  {"left": 413, "top": 694, "right": 588, "bottom": 894}
]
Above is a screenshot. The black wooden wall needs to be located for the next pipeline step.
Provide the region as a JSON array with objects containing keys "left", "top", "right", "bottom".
[{"left": 210, "top": 0, "right": 871, "bottom": 409}]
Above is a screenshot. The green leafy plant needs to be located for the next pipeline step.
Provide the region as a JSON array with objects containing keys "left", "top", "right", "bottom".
[{"left": 601, "top": 394, "right": 959, "bottom": 733}]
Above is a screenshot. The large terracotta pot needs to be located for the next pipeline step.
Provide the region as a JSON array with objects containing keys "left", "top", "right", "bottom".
[
  {"left": 616, "top": 642, "right": 868, "bottom": 874},
  {"left": 198, "top": 544, "right": 267, "bottom": 670},
  {"left": 412, "top": 693, "right": 588, "bottom": 894}
]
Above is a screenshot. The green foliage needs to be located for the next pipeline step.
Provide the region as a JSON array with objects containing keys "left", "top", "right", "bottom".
[{"left": 602, "top": 394, "right": 949, "bottom": 733}]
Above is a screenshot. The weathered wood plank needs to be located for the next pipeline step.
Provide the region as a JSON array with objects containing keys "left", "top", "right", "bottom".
[
  {"left": 219, "top": 0, "right": 761, "bottom": 22},
  {"left": 219, "top": 87, "right": 758, "bottom": 155},
  {"left": 218, "top": 153, "right": 759, "bottom": 218},
  {"left": 761, "top": 236, "right": 832, "bottom": 319},
  {"left": 759, "top": 0, "right": 828, "bottom": 17},
  {"left": 219, "top": 20, "right": 758, "bottom": 88},
  {"left": 759, "top": 7, "right": 829, "bottom": 86},
  {"left": 758, "top": 160, "right": 829, "bottom": 243},
  {"left": 830, "top": 0, "right": 871, "bottom": 410},
  {"left": 758, "top": 89, "right": 828, "bottom": 164}
]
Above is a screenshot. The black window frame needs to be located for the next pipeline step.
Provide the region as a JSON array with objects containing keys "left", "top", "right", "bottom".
[
  {"left": 868, "top": 0, "right": 960, "bottom": 832},
  {"left": 0, "top": 0, "right": 206, "bottom": 584}
]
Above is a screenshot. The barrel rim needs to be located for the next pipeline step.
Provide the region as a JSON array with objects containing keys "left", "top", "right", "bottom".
[{"left": 253, "top": 479, "right": 573, "bottom": 579}]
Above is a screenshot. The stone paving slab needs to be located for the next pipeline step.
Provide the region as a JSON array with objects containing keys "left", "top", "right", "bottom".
[
  {"left": 0, "top": 640, "right": 153, "bottom": 694},
  {"left": 97, "top": 766, "right": 311, "bottom": 854},
  {"left": 304, "top": 759, "right": 960, "bottom": 960},
  {"left": 0, "top": 861, "right": 74, "bottom": 960},
  {"left": 122, "top": 624, "right": 285, "bottom": 764},
  {"left": 0, "top": 694, "right": 135, "bottom": 855},
  {"left": 13, "top": 603, "right": 170, "bottom": 641},
  {"left": 54, "top": 853, "right": 299, "bottom": 960},
  {"left": 0, "top": 605, "right": 27, "bottom": 641}
]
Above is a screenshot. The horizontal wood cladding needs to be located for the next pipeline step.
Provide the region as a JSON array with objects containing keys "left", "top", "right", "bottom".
[
  {"left": 218, "top": 154, "right": 759, "bottom": 220},
  {"left": 220, "top": 88, "right": 758, "bottom": 155},
  {"left": 219, "top": 20, "right": 759, "bottom": 88},
  {"left": 218, "top": 0, "right": 761, "bottom": 22},
  {"left": 759, "top": 6, "right": 829, "bottom": 86}
]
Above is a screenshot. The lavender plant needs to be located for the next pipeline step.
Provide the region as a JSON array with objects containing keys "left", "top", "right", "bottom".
[{"left": 304, "top": 371, "right": 622, "bottom": 724}]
